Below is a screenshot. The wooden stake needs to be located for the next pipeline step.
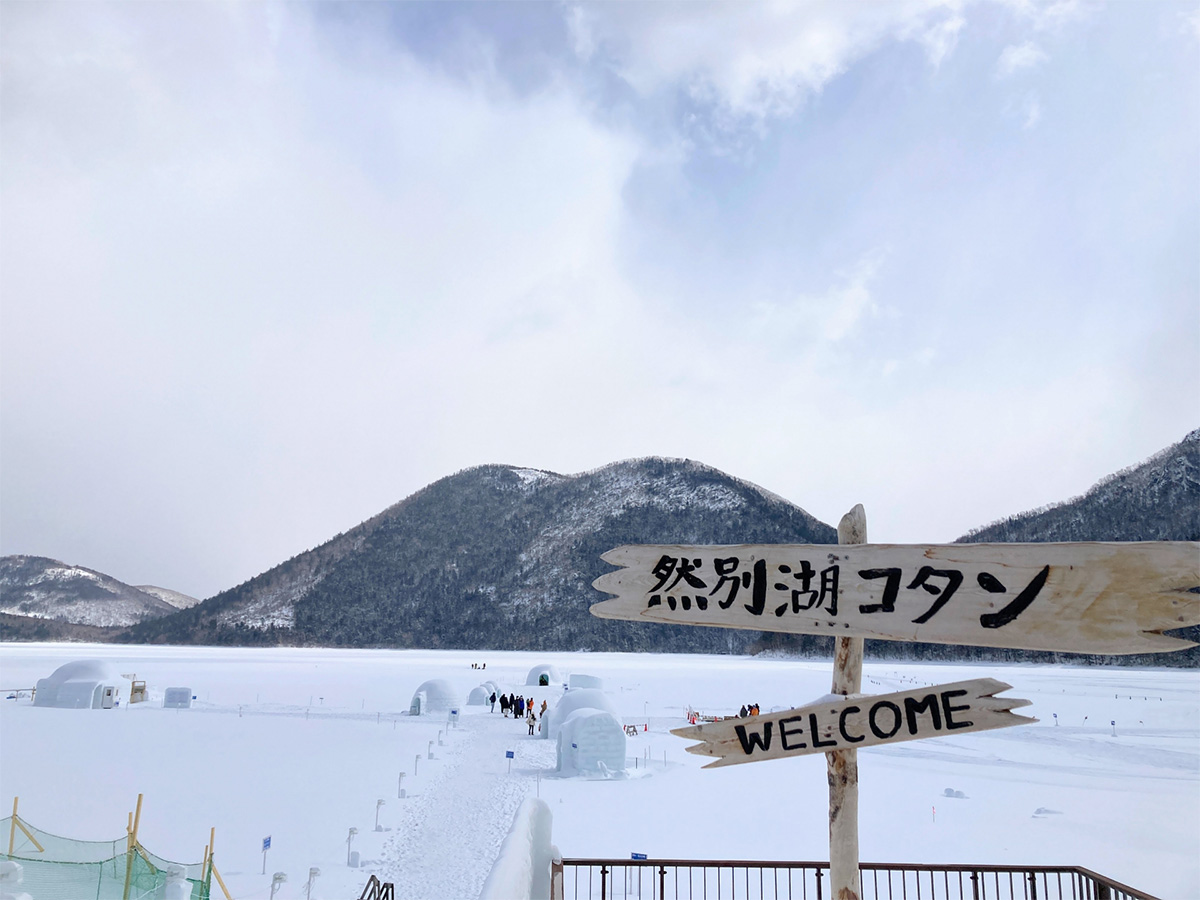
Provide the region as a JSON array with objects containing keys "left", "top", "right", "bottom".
[
  {"left": 4, "top": 798, "right": 38, "bottom": 856},
  {"left": 210, "top": 861, "right": 234, "bottom": 900},
  {"left": 122, "top": 794, "right": 144, "bottom": 900},
  {"left": 829, "top": 505, "right": 865, "bottom": 900}
]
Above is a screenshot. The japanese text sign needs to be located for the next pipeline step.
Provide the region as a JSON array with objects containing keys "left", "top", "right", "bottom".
[{"left": 591, "top": 542, "right": 1200, "bottom": 654}]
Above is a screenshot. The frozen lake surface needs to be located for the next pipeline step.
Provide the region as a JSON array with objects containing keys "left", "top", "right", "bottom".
[{"left": 1, "top": 644, "right": 1196, "bottom": 899}]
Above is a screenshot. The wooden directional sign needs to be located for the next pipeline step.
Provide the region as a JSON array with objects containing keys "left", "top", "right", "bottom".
[
  {"left": 591, "top": 542, "right": 1200, "bottom": 654},
  {"left": 671, "top": 678, "right": 1034, "bottom": 768}
]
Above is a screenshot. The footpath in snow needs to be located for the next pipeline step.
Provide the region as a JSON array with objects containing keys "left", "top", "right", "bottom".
[{"left": 378, "top": 706, "right": 556, "bottom": 900}]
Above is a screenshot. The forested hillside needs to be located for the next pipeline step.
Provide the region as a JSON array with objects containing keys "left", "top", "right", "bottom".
[
  {"left": 128, "top": 459, "right": 836, "bottom": 653},
  {"left": 11, "top": 434, "right": 1197, "bottom": 665}
]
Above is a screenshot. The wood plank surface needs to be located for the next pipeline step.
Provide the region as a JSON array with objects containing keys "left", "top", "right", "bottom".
[
  {"left": 671, "top": 677, "right": 1034, "bottom": 768},
  {"left": 590, "top": 542, "right": 1200, "bottom": 654}
]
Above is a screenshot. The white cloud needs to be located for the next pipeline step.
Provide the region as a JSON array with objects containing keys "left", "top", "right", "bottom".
[
  {"left": 1022, "top": 93, "right": 1043, "bottom": 128},
  {"left": 1183, "top": 7, "right": 1200, "bottom": 41},
  {"left": 749, "top": 252, "right": 884, "bottom": 346},
  {"left": 996, "top": 40, "right": 1049, "bottom": 77},
  {"left": 0, "top": 1, "right": 652, "bottom": 594},
  {"left": 995, "top": 0, "right": 1093, "bottom": 33},
  {"left": 566, "top": 1, "right": 968, "bottom": 123}
]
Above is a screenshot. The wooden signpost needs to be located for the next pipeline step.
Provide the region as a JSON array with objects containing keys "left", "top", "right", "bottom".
[
  {"left": 672, "top": 677, "right": 1035, "bottom": 767},
  {"left": 590, "top": 509, "right": 1200, "bottom": 900},
  {"left": 591, "top": 540, "right": 1200, "bottom": 654}
]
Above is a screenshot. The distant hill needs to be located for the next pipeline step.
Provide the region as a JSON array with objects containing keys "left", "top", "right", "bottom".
[
  {"left": 126, "top": 459, "right": 837, "bottom": 653},
  {"left": 6, "top": 434, "right": 1197, "bottom": 664},
  {"left": 0, "top": 555, "right": 179, "bottom": 627},
  {"left": 958, "top": 429, "right": 1200, "bottom": 543},
  {"left": 135, "top": 585, "right": 202, "bottom": 610}
]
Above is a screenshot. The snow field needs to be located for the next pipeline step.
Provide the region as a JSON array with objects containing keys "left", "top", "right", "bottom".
[{"left": 0, "top": 645, "right": 1196, "bottom": 899}]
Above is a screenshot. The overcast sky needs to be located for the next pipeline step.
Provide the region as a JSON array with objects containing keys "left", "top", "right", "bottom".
[{"left": 2, "top": 1, "right": 1197, "bottom": 600}]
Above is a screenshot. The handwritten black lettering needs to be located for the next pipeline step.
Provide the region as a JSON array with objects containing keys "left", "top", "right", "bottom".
[
  {"left": 903, "top": 693, "right": 943, "bottom": 734},
  {"left": 980, "top": 565, "right": 1050, "bottom": 629},
  {"left": 941, "top": 689, "right": 973, "bottom": 730},
  {"left": 869, "top": 701, "right": 903, "bottom": 739},
  {"left": 858, "top": 568, "right": 902, "bottom": 614},
  {"left": 809, "top": 713, "right": 837, "bottom": 748},
  {"left": 908, "top": 567, "right": 964, "bottom": 625},
  {"left": 734, "top": 721, "right": 773, "bottom": 754},
  {"left": 778, "top": 715, "right": 807, "bottom": 751},
  {"left": 838, "top": 706, "right": 865, "bottom": 743}
]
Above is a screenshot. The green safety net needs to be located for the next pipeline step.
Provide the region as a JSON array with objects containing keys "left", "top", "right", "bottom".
[{"left": 1, "top": 816, "right": 211, "bottom": 900}]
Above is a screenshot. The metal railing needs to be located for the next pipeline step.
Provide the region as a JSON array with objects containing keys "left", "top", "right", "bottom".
[
  {"left": 357, "top": 874, "right": 395, "bottom": 900},
  {"left": 552, "top": 859, "right": 1159, "bottom": 900}
]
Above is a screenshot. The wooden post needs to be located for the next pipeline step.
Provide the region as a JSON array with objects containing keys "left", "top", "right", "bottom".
[
  {"left": 210, "top": 861, "right": 234, "bottom": 900},
  {"left": 8, "top": 797, "right": 16, "bottom": 856},
  {"left": 122, "top": 794, "right": 143, "bottom": 900},
  {"left": 828, "top": 504, "right": 865, "bottom": 900}
]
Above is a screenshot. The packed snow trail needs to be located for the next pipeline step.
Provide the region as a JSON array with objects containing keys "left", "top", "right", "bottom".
[{"left": 379, "top": 708, "right": 557, "bottom": 899}]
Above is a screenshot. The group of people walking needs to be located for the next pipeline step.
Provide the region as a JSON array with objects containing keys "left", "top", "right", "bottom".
[
  {"left": 738, "top": 703, "right": 761, "bottom": 717},
  {"left": 490, "top": 691, "right": 550, "bottom": 735}
]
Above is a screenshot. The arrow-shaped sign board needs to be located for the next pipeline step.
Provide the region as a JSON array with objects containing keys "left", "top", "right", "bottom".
[
  {"left": 591, "top": 542, "right": 1200, "bottom": 655},
  {"left": 672, "top": 678, "right": 1034, "bottom": 768}
]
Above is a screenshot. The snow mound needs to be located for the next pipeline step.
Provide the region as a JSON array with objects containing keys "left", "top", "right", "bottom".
[
  {"left": 526, "top": 664, "right": 562, "bottom": 687},
  {"left": 467, "top": 685, "right": 494, "bottom": 706},
  {"left": 409, "top": 679, "right": 459, "bottom": 715},
  {"left": 556, "top": 709, "right": 626, "bottom": 776},
  {"left": 540, "top": 688, "right": 619, "bottom": 740}
]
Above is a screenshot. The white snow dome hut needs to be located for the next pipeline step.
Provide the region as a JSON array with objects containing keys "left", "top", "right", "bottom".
[
  {"left": 556, "top": 709, "right": 626, "bottom": 776},
  {"left": 33, "top": 659, "right": 126, "bottom": 709},
  {"left": 540, "top": 688, "right": 620, "bottom": 740},
  {"left": 409, "top": 679, "right": 459, "bottom": 716},
  {"left": 467, "top": 684, "right": 493, "bottom": 706},
  {"left": 525, "top": 664, "right": 562, "bottom": 687},
  {"left": 568, "top": 673, "right": 604, "bottom": 690}
]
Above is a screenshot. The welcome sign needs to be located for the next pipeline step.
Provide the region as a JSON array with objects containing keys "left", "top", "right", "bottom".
[{"left": 671, "top": 678, "right": 1034, "bottom": 768}]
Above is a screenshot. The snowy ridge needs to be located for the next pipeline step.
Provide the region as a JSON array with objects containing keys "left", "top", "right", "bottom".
[
  {"left": 130, "top": 456, "right": 835, "bottom": 651},
  {"left": 0, "top": 555, "right": 176, "bottom": 628},
  {"left": 136, "top": 585, "right": 201, "bottom": 610},
  {"left": 960, "top": 428, "right": 1199, "bottom": 543}
]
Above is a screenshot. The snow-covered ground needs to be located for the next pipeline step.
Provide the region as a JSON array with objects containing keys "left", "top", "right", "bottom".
[{"left": 0, "top": 644, "right": 1196, "bottom": 899}]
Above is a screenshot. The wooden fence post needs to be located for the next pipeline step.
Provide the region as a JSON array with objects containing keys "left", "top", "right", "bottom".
[
  {"left": 828, "top": 505, "right": 865, "bottom": 900},
  {"left": 551, "top": 856, "right": 564, "bottom": 900}
]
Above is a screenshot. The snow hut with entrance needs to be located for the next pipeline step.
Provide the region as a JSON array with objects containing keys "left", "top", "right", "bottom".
[
  {"left": 33, "top": 660, "right": 126, "bottom": 709},
  {"left": 525, "top": 664, "right": 561, "bottom": 687},
  {"left": 409, "top": 679, "right": 459, "bottom": 716}
]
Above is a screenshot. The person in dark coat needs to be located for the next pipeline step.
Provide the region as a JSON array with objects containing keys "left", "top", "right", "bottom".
[
  {"left": 499, "top": 693, "right": 510, "bottom": 717},
  {"left": 489, "top": 692, "right": 497, "bottom": 713}
]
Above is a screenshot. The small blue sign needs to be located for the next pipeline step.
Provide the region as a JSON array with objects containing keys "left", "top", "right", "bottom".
[
  {"left": 262, "top": 836, "right": 271, "bottom": 851},
  {"left": 631, "top": 853, "right": 648, "bottom": 860},
  {"left": 505, "top": 750, "right": 515, "bottom": 759}
]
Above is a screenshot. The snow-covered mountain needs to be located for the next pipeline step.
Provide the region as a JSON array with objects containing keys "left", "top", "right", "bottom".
[
  {"left": 0, "top": 555, "right": 179, "bottom": 627},
  {"left": 958, "top": 429, "right": 1200, "bottom": 543},
  {"left": 129, "top": 458, "right": 836, "bottom": 653},
  {"left": 135, "top": 584, "right": 202, "bottom": 610},
  {"left": 5, "top": 432, "right": 1196, "bottom": 658}
]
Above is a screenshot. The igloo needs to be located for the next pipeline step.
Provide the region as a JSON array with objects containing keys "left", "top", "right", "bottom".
[
  {"left": 33, "top": 660, "right": 126, "bottom": 709},
  {"left": 540, "top": 688, "right": 619, "bottom": 740},
  {"left": 409, "top": 679, "right": 459, "bottom": 715},
  {"left": 568, "top": 673, "right": 604, "bottom": 690},
  {"left": 525, "top": 664, "right": 561, "bottom": 687},
  {"left": 467, "top": 685, "right": 493, "bottom": 706},
  {"left": 556, "top": 709, "right": 626, "bottom": 776}
]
